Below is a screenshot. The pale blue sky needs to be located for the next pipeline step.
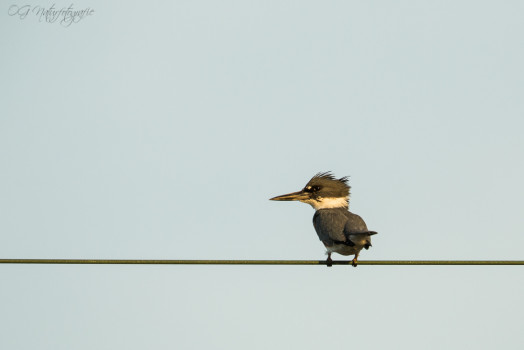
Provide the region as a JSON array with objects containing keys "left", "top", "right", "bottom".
[{"left": 1, "top": 1, "right": 523, "bottom": 349}]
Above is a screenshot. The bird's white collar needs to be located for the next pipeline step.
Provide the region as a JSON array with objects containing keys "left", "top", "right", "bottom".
[{"left": 301, "top": 197, "right": 348, "bottom": 210}]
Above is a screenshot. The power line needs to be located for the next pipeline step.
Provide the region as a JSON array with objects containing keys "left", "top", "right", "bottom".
[{"left": 0, "top": 259, "right": 523, "bottom": 265}]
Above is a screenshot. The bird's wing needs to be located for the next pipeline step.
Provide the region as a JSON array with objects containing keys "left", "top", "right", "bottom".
[
  {"left": 313, "top": 209, "right": 350, "bottom": 245},
  {"left": 343, "top": 212, "right": 379, "bottom": 243},
  {"left": 343, "top": 212, "right": 369, "bottom": 234}
]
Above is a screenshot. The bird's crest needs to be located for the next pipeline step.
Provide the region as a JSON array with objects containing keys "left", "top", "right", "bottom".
[{"left": 308, "top": 172, "right": 349, "bottom": 186}]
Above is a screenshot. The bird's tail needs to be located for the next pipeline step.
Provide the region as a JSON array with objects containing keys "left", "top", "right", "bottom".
[{"left": 350, "top": 231, "right": 378, "bottom": 236}]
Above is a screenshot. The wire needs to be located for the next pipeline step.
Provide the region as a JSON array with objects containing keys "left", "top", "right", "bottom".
[{"left": 0, "top": 259, "right": 523, "bottom": 265}]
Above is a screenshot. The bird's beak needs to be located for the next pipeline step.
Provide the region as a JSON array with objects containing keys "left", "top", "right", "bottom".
[{"left": 270, "top": 190, "right": 309, "bottom": 201}]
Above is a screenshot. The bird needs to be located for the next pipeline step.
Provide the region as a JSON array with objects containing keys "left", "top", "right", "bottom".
[{"left": 270, "top": 172, "right": 377, "bottom": 267}]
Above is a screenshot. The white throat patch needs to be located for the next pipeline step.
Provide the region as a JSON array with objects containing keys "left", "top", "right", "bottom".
[{"left": 301, "top": 197, "right": 348, "bottom": 210}]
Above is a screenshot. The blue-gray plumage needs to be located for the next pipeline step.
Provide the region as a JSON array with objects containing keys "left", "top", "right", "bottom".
[{"left": 270, "top": 172, "right": 377, "bottom": 267}]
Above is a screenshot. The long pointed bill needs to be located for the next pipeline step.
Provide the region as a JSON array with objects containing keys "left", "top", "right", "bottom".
[{"left": 269, "top": 190, "right": 309, "bottom": 201}]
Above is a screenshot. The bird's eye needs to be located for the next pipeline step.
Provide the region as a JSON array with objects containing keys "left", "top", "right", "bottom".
[{"left": 304, "top": 185, "right": 321, "bottom": 192}]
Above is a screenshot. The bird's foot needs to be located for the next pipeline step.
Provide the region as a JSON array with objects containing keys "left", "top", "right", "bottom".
[
  {"left": 351, "top": 258, "right": 358, "bottom": 267},
  {"left": 326, "top": 256, "right": 333, "bottom": 267}
]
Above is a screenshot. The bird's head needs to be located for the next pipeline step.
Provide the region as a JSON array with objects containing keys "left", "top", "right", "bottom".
[{"left": 270, "top": 172, "right": 350, "bottom": 210}]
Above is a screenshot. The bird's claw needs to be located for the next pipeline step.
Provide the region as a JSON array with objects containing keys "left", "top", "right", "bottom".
[
  {"left": 351, "top": 258, "right": 358, "bottom": 267},
  {"left": 326, "top": 256, "right": 333, "bottom": 267}
]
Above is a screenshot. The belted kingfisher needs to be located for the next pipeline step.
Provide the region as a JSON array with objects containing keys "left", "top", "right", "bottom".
[{"left": 270, "top": 172, "right": 377, "bottom": 267}]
